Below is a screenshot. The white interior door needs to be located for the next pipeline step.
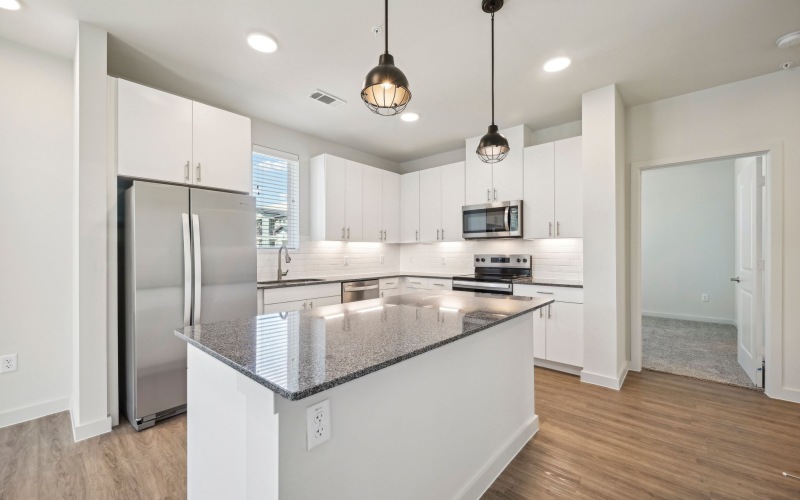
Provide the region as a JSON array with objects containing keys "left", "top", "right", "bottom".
[{"left": 734, "top": 156, "right": 763, "bottom": 386}]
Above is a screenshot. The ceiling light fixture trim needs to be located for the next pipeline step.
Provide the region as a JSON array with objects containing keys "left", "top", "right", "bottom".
[
  {"left": 476, "top": 0, "right": 510, "bottom": 164},
  {"left": 401, "top": 112, "right": 419, "bottom": 122},
  {"left": 0, "top": 0, "right": 21, "bottom": 10},
  {"left": 360, "top": 0, "right": 412, "bottom": 116},
  {"left": 247, "top": 32, "right": 278, "bottom": 53},
  {"left": 543, "top": 56, "right": 571, "bottom": 72}
]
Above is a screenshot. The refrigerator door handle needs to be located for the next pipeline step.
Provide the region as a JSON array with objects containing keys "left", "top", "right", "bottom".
[
  {"left": 192, "top": 213, "right": 202, "bottom": 325},
  {"left": 182, "top": 213, "right": 192, "bottom": 326}
]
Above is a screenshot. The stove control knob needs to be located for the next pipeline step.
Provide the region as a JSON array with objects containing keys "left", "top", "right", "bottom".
[
  {"left": 480, "top": 258, "right": 485, "bottom": 262},
  {"left": 475, "top": 258, "right": 479, "bottom": 262},
  {"left": 523, "top": 258, "right": 528, "bottom": 263},
  {"left": 516, "top": 258, "right": 521, "bottom": 263}
]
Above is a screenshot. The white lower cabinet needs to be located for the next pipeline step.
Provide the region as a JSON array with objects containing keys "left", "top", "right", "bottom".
[
  {"left": 379, "top": 277, "right": 403, "bottom": 298},
  {"left": 262, "top": 283, "right": 341, "bottom": 314},
  {"left": 514, "top": 284, "right": 584, "bottom": 372},
  {"left": 405, "top": 277, "right": 431, "bottom": 290},
  {"left": 263, "top": 295, "right": 340, "bottom": 314}
]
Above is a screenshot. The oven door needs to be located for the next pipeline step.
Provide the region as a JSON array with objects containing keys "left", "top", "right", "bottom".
[
  {"left": 452, "top": 280, "right": 514, "bottom": 295},
  {"left": 462, "top": 200, "right": 522, "bottom": 239}
]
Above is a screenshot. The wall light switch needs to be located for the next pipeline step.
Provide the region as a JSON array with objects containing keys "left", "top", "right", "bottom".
[{"left": 701, "top": 294, "right": 709, "bottom": 302}]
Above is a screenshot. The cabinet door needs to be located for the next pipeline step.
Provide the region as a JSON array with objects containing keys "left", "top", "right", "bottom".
[
  {"left": 382, "top": 171, "right": 401, "bottom": 243},
  {"left": 490, "top": 126, "right": 526, "bottom": 202},
  {"left": 361, "top": 166, "right": 383, "bottom": 242},
  {"left": 546, "top": 301, "right": 584, "bottom": 367},
  {"left": 344, "top": 161, "right": 364, "bottom": 241},
  {"left": 324, "top": 156, "right": 347, "bottom": 241},
  {"left": 306, "top": 295, "right": 341, "bottom": 309},
  {"left": 440, "top": 162, "right": 465, "bottom": 241},
  {"left": 192, "top": 101, "right": 252, "bottom": 192},
  {"left": 419, "top": 167, "right": 442, "bottom": 242},
  {"left": 533, "top": 305, "right": 547, "bottom": 359},
  {"left": 523, "top": 143, "right": 556, "bottom": 239},
  {"left": 464, "top": 136, "right": 493, "bottom": 205},
  {"left": 400, "top": 172, "right": 420, "bottom": 243},
  {"left": 117, "top": 79, "right": 192, "bottom": 183},
  {"left": 554, "top": 136, "right": 583, "bottom": 238}
]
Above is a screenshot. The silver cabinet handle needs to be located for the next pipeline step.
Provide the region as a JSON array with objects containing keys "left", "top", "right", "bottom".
[
  {"left": 433, "top": 283, "right": 445, "bottom": 287},
  {"left": 381, "top": 291, "right": 384, "bottom": 297},
  {"left": 302, "top": 302, "right": 307, "bottom": 309},
  {"left": 548, "top": 304, "right": 552, "bottom": 319},
  {"left": 487, "top": 189, "right": 490, "bottom": 202},
  {"left": 731, "top": 277, "right": 741, "bottom": 283},
  {"left": 549, "top": 222, "right": 552, "bottom": 237},
  {"left": 494, "top": 188, "right": 497, "bottom": 201},
  {"left": 342, "top": 227, "right": 345, "bottom": 240},
  {"left": 196, "top": 163, "right": 201, "bottom": 183},
  {"left": 557, "top": 221, "right": 560, "bottom": 237},
  {"left": 441, "top": 228, "right": 444, "bottom": 240},
  {"left": 379, "top": 229, "right": 383, "bottom": 240},
  {"left": 191, "top": 214, "right": 202, "bottom": 325},
  {"left": 384, "top": 230, "right": 387, "bottom": 240},
  {"left": 347, "top": 227, "right": 350, "bottom": 239},
  {"left": 437, "top": 229, "right": 440, "bottom": 240},
  {"left": 537, "top": 291, "right": 554, "bottom": 295},
  {"left": 185, "top": 161, "right": 190, "bottom": 182},
  {"left": 181, "top": 213, "right": 192, "bottom": 326},
  {"left": 540, "top": 308, "right": 543, "bottom": 318},
  {"left": 416, "top": 230, "right": 419, "bottom": 241},
  {"left": 309, "top": 301, "right": 313, "bottom": 308}
]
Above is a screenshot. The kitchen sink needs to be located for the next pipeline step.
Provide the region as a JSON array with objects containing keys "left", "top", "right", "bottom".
[{"left": 259, "top": 278, "right": 326, "bottom": 285}]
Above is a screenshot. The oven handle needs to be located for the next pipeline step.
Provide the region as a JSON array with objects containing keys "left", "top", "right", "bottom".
[
  {"left": 453, "top": 280, "right": 513, "bottom": 291},
  {"left": 504, "top": 207, "right": 510, "bottom": 231}
]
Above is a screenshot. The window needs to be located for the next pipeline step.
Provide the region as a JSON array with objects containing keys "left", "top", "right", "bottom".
[{"left": 252, "top": 145, "right": 299, "bottom": 249}]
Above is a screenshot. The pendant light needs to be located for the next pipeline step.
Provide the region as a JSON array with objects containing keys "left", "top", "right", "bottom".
[
  {"left": 476, "top": 0, "right": 509, "bottom": 163},
  {"left": 361, "top": 0, "right": 411, "bottom": 116}
]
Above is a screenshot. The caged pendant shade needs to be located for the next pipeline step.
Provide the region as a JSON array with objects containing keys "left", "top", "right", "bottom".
[
  {"left": 476, "top": 0, "right": 509, "bottom": 163},
  {"left": 361, "top": 0, "right": 411, "bottom": 116}
]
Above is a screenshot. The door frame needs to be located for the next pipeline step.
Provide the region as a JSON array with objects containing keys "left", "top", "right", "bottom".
[{"left": 629, "top": 142, "right": 789, "bottom": 401}]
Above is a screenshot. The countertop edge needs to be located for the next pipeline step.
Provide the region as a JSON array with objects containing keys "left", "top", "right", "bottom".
[
  {"left": 175, "top": 297, "right": 554, "bottom": 401},
  {"left": 258, "top": 274, "right": 583, "bottom": 290}
]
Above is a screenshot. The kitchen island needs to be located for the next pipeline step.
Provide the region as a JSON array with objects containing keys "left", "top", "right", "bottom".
[{"left": 175, "top": 291, "right": 552, "bottom": 500}]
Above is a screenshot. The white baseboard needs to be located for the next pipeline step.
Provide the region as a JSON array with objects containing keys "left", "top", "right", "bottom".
[
  {"left": 0, "top": 397, "right": 70, "bottom": 429},
  {"left": 71, "top": 412, "right": 113, "bottom": 442},
  {"left": 766, "top": 386, "right": 800, "bottom": 404},
  {"left": 534, "top": 357, "right": 582, "bottom": 376},
  {"left": 457, "top": 415, "right": 539, "bottom": 500},
  {"left": 581, "top": 362, "right": 629, "bottom": 391},
  {"left": 642, "top": 311, "right": 735, "bottom": 325}
]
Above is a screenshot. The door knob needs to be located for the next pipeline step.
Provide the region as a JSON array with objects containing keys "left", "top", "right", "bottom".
[{"left": 730, "top": 277, "right": 741, "bottom": 283}]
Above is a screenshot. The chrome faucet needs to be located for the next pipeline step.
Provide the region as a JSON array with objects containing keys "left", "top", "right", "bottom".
[{"left": 277, "top": 244, "right": 291, "bottom": 281}]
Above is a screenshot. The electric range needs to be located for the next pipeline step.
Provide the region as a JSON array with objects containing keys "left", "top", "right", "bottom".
[{"left": 452, "top": 254, "right": 531, "bottom": 295}]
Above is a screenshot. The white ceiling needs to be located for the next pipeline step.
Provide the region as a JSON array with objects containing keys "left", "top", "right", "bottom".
[{"left": 2, "top": 0, "right": 799, "bottom": 163}]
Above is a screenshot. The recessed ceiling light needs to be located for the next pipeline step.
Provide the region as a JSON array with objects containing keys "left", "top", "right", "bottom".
[
  {"left": 543, "top": 57, "right": 571, "bottom": 72},
  {"left": 247, "top": 33, "right": 278, "bottom": 53},
  {"left": 0, "top": 0, "right": 21, "bottom": 10},
  {"left": 777, "top": 31, "right": 800, "bottom": 49},
  {"left": 401, "top": 112, "right": 419, "bottom": 122}
]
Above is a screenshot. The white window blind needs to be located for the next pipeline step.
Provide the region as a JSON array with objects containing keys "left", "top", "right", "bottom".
[{"left": 252, "top": 145, "right": 299, "bottom": 249}]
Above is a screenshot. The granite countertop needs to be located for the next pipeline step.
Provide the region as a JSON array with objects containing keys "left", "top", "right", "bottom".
[
  {"left": 175, "top": 291, "right": 553, "bottom": 401},
  {"left": 257, "top": 272, "right": 456, "bottom": 290}
]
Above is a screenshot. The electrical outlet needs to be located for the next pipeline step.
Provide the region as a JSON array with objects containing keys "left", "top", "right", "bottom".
[
  {"left": 380, "top": 255, "right": 384, "bottom": 264},
  {"left": 1, "top": 354, "right": 18, "bottom": 373},
  {"left": 306, "top": 399, "right": 331, "bottom": 450},
  {"left": 344, "top": 256, "right": 349, "bottom": 266},
  {"left": 701, "top": 294, "right": 709, "bottom": 302},
  {"left": 441, "top": 256, "right": 446, "bottom": 265}
]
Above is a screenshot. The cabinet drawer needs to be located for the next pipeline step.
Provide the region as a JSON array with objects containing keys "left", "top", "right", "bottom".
[
  {"left": 429, "top": 278, "right": 452, "bottom": 291},
  {"left": 513, "top": 284, "right": 583, "bottom": 304},
  {"left": 263, "top": 283, "right": 341, "bottom": 305},
  {"left": 379, "top": 278, "right": 401, "bottom": 290},
  {"left": 405, "top": 277, "right": 431, "bottom": 290}
]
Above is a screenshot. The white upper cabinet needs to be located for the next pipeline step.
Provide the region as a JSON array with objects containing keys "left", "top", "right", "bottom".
[
  {"left": 116, "top": 79, "right": 251, "bottom": 192},
  {"left": 362, "top": 165, "right": 383, "bottom": 242},
  {"left": 310, "top": 154, "right": 346, "bottom": 241},
  {"left": 117, "top": 79, "right": 193, "bottom": 184},
  {"left": 382, "top": 171, "right": 401, "bottom": 243},
  {"left": 192, "top": 101, "right": 252, "bottom": 193},
  {"left": 440, "top": 162, "right": 465, "bottom": 242},
  {"left": 553, "top": 136, "right": 583, "bottom": 238},
  {"left": 400, "top": 172, "right": 420, "bottom": 243},
  {"left": 464, "top": 125, "right": 531, "bottom": 205},
  {"left": 419, "top": 168, "right": 443, "bottom": 243},
  {"left": 310, "top": 154, "right": 400, "bottom": 242},
  {"left": 523, "top": 136, "right": 583, "bottom": 239}
]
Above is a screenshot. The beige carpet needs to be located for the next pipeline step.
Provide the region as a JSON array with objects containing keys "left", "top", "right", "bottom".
[{"left": 642, "top": 316, "right": 759, "bottom": 390}]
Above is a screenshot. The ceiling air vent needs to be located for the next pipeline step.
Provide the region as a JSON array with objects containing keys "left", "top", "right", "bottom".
[{"left": 309, "top": 89, "right": 346, "bottom": 108}]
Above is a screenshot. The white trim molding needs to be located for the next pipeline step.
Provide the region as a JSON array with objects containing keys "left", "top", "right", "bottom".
[
  {"left": 581, "top": 362, "right": 629, "bottom": 391},
  {"left": 0, "top": 398, "right": 70, "bottom": 429},
  {"left": 629, "top": 143, "right": 790, "bottom": 402},
  {"left": 642, "top": 311, "right": 736, "bottom": 326},
  {"left": 71, "top": 411, "right": 112, "bottom": 442}
]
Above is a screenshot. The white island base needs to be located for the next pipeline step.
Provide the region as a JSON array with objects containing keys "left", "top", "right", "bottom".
[{"left": 186, "top": 314, "right": 536, "bottom": 500}]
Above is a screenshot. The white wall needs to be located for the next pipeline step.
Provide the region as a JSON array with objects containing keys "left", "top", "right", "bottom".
[
  {"left": 0, "top": 38, "right": 74, "bottom": 427},
  {"left": 581, "top": 84, "right": 629, "bottom": 390},
  {"left": 641, "top": 160, "right": 735, "bottom": 323},
  {"left": 627, "top": 69, "right": 800, "bottom": 401}
]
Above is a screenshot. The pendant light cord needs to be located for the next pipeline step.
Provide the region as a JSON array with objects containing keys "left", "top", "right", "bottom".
[
  {"left": 491, "top": 11, "right": 495, "bottom": 126},
  {"left": 385, "top": 0, "right": 389, "bottom": 55}
]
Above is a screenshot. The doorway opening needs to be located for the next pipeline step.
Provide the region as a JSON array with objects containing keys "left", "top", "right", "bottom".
[{"left": 638, "top": 155, "right": 766, "bottom": 389}]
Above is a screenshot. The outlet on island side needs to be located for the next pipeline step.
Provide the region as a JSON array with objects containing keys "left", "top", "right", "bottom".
[
  {"left": 1, "top": 354, "right": 18, "bottom": 373},
  {"left": 306, "top": 399, "right": 331, "bottom": 450},
  {"left": 701, "top": 294, "right": 709, "bottom": 302}
]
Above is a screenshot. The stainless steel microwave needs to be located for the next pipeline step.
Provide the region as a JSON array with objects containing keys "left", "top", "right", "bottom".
[{"left": 462, "top": 200, "right": 523, "bottom": 239}]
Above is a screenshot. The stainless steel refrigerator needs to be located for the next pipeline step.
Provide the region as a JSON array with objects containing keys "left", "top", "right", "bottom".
[{"left": 124, "top": 180, "right": 256, "bottom": 430}]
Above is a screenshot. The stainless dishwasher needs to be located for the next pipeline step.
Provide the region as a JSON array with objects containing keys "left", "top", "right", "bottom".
[{"left": 342, "top": 279, "right": 380, "bottom": 303}]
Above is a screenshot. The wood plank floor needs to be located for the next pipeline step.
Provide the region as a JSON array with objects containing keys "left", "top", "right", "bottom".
[{"left": 1, "top": 368, "right": 798, "bottom": 499}]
